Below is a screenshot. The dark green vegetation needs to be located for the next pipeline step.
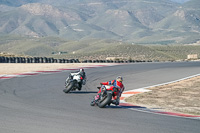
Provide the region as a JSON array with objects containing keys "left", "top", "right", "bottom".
[{"left": 1, "top": 35, "right": 200, "bottom": 61}]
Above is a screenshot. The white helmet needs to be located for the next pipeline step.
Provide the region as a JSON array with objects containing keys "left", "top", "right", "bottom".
[
  {"left": 80, "top": 68, "right": 84, "bottom": 72},
  {"left": 116, "top": 76, "right": 123, "bottom": 82}
]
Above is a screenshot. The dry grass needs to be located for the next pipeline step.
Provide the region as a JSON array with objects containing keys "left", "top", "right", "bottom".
[{"left": 125, "top": 76, "right": 200, "bottom": 115}]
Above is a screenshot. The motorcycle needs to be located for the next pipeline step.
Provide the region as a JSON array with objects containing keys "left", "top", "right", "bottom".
[
  {"left": 63, "top": 72, "right": 84, "bottom": 93},
  {"left": 90, "top": 85, "right": 120, "bottom": 108}
]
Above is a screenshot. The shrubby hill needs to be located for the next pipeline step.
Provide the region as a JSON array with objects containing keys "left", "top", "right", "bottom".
[
  {"left": 0, "top": 0, "right": 199, "bottom": 44},
  {"left": 171, "top": 0, "right": 190, "bottom": 3},
  {"left": 0, "top": 0, "right": 200, "bottom": 60},
  {"left": 1, "top": 35, "right": 200, "bottom": 61}
]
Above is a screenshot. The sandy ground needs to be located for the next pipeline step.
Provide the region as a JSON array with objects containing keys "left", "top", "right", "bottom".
[
  {"left": 0, "top": 63, "right": 113, "bottom": 75},
  {"left": 125, "top": 76, "right": 200, "bottom": 115}
]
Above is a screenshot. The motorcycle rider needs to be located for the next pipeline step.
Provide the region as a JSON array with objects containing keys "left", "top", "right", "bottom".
[
  {"left": 93, "top": 76, "right": 125, "bottom": 106},
  {"left": 66, "top": 68, "right": 86, "bottom": 90},
  {"left": 78, "top": 68, "right": 86, "bottom": 90}
]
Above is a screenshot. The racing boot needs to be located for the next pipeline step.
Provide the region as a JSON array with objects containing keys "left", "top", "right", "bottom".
[
  {"left": 111, "top": 97, "right": 120, "bottom": 106},
  {"left": 115, "top": 96, "right": 120, "bottom": 105},
  {"left": 111, "top": 100, "right": 119, "bottom": 106},
  {"left": 90, "top": 100, "right": 96, "bottom": 106},
  {"left": 90, "top": 94, "right": 100, "bottom": 106}
]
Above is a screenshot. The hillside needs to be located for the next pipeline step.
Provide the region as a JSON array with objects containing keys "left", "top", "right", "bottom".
[
  {"left": 0, "top": 0, "right": 39, "bottom": 7},
  {"left": 0, "top": 0, "right": 199, "bottom": 44},
  {"left": 1, "top": 35, "right": 200, "bottom": 62},
  {"left": 171, "top": 0, "right": 190, "bottom": 3},
  {"left": 183, "top": 0, "right": 200, "bottom": 9}
]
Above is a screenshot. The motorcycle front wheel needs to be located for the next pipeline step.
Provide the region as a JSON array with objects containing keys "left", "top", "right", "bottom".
[
  {"left": 97, "top": 92, "right": 112, "bottom": 108},
  {"left": 63, "top": 81, "right": 75, "bottom": 93}
]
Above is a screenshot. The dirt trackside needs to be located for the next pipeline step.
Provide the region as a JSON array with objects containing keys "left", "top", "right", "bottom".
[
  {"left": 0, "top": 63, "right": 114, "bottom": 75},
  {"left": 125, "top": 76, "right": 200, "bottom": 115}
]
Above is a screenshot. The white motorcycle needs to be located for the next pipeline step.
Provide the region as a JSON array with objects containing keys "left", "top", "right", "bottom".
[{"left": 63, "top": 72, "right": 86, "bottom": 93}]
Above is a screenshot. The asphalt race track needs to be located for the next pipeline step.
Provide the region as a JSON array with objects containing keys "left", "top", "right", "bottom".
[{"left": 0, "top": 62, "right": 200, "bottom": 133}]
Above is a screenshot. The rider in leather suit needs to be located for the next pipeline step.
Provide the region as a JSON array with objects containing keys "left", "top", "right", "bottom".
[
  {"left": 78, "top": 68, "right": 86, "bottom": 90},
  {"left": 95, "top": 76, "right": 125, "bottom": 105}
]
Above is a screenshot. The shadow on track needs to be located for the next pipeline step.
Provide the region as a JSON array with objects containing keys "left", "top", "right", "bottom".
[
  {"left": 96, "top": 103, "right": 147, "bottom": 109},
  {"left": 65, "top": 91, "right": 98, "bottom": 94}
]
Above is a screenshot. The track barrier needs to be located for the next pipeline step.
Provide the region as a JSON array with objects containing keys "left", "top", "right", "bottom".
[{"left": 0, "top": 56, "right": 153, "bottom": 63}]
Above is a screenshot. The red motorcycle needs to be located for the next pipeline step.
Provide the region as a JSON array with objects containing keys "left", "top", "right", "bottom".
[{"left": 90, "top": 85, "right": 120, "bottom": 108}]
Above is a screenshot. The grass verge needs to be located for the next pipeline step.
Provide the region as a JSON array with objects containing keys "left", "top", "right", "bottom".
[{"left": 125, "top": 76, "right": 200, "bottom": 115}]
